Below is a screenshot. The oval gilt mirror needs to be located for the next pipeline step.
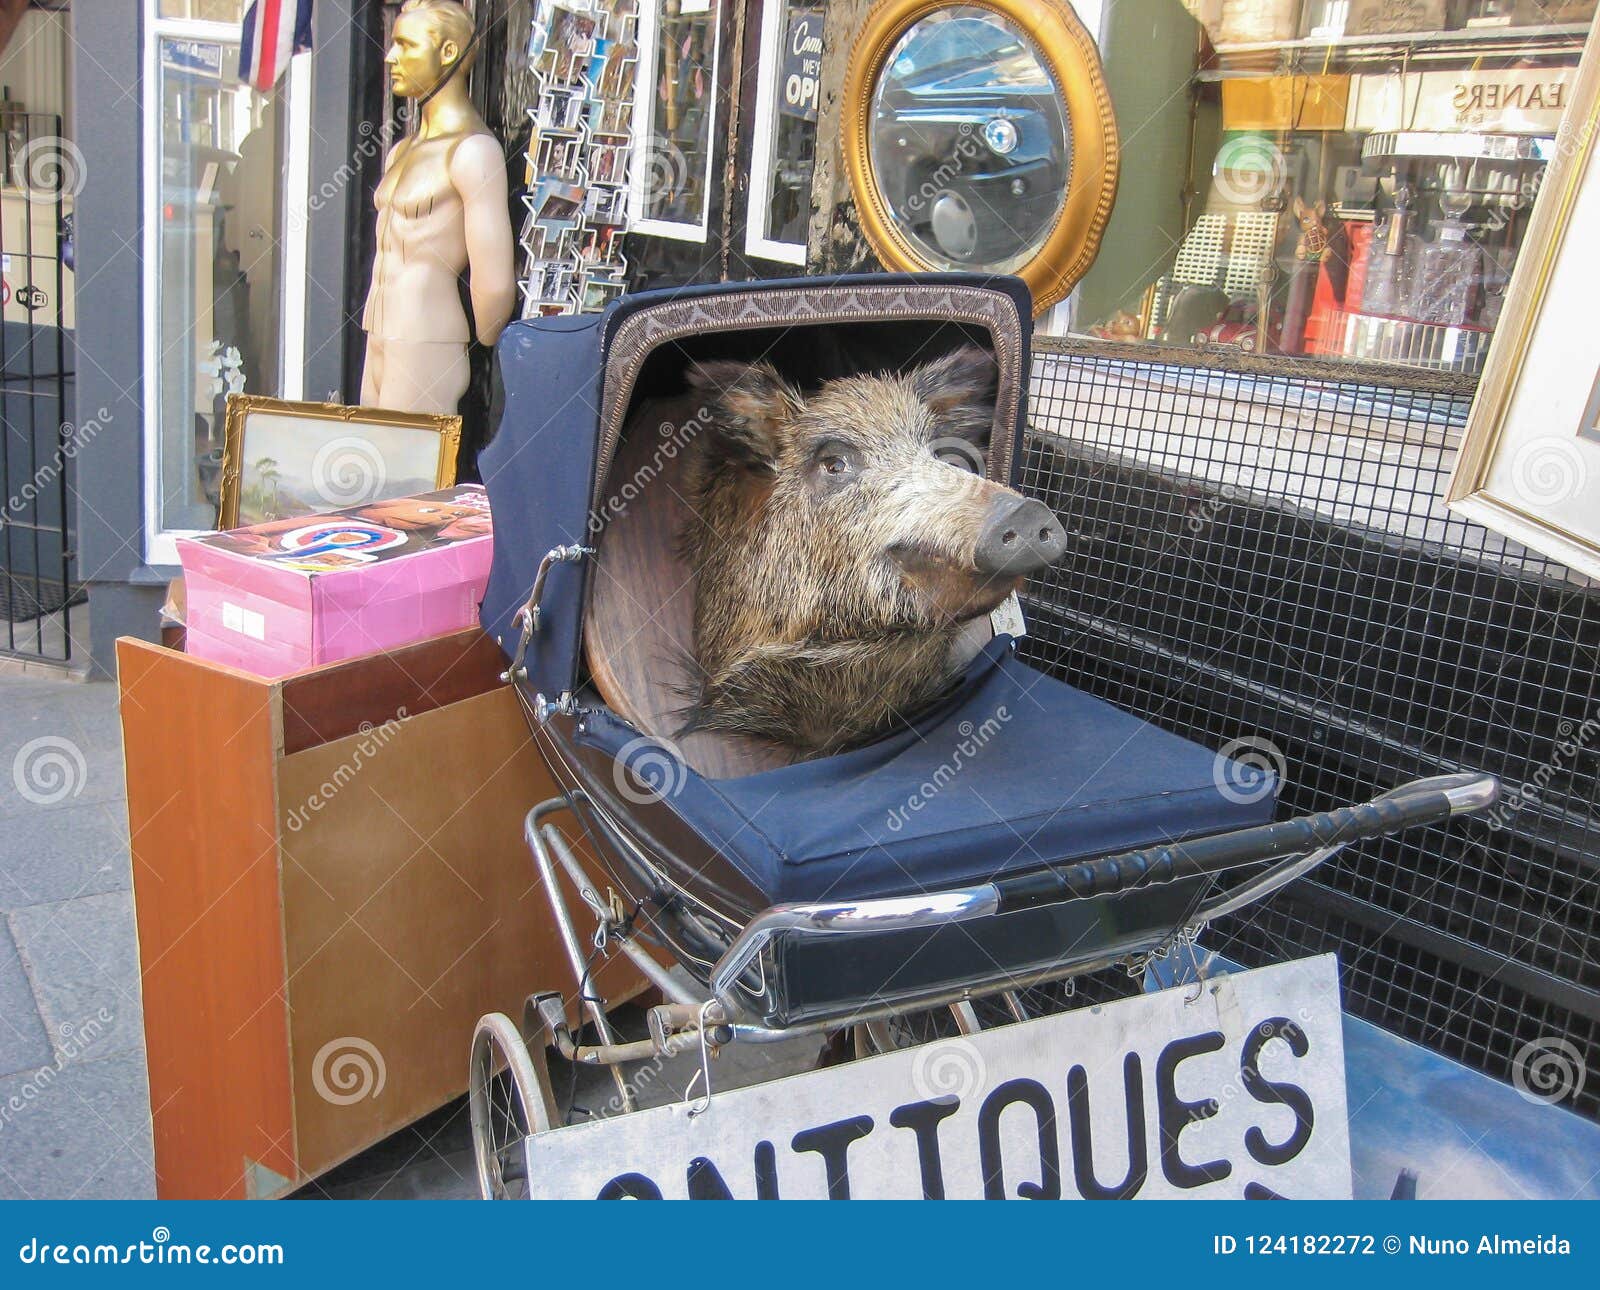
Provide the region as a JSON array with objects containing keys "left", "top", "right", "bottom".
[{"left": 843, "top": 0, "right": 1119, "bottom": 313}]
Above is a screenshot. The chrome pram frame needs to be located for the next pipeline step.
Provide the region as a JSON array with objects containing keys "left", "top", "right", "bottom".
[{"left": 468, "top": 771, "right": 1497, "bottom": 1199}]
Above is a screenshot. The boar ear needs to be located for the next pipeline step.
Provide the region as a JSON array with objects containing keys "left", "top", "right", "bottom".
[
  {"left": 911, "top": 344, "right": 997, "bottom": 432},
  {"left": 686, "top": 359, "right": 802, "bottom": 470}
]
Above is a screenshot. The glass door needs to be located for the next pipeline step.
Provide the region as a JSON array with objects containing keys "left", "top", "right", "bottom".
[{"left": 142, "top": 0, "right": 310, "bottom": 564}]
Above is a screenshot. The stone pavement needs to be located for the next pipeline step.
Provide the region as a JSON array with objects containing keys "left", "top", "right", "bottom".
[{"left": 0, "top": 672, "right": 151, "bottom": 1199}]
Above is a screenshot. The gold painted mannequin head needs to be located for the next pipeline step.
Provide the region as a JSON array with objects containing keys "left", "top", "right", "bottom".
[{"left": 387, "top": 0, "right": 478, "bottom": 99}]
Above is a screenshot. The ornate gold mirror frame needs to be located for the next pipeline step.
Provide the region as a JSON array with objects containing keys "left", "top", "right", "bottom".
[{"left": 841, "top": 0, "right": 1120, "bottom": 314}]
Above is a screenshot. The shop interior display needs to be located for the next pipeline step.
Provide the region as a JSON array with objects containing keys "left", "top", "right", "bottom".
[
  {"left": 1118, "top": 0, "right": 1595, "bottom": 373},
  {"left": 362, "top": 0, "right": 515, "bottom": 413},
  {"left": 519, "top": 0, "right": 638, "bottom": 315},
  {"left": 842, "top": 0, "right": 1120, "bottom": 313}
]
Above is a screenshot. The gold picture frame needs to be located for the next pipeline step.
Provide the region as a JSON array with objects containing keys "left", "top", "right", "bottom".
[
  {"left": 1445, "top": 25, "right": 1600, "bottom": 581},
  {"left": 219, "top": 396, "right": 463, "bottom": 530},
  {"left": 841, "top": 0, "right": 1120, "bottom": 315}
]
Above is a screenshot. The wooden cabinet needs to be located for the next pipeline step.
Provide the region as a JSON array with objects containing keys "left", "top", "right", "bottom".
[{"left": 117, "top": 630, "right": 644, "bottom": 1199}]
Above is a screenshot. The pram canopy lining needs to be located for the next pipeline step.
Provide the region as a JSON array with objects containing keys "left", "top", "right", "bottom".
[{"left": 480, "top": 275, "right": 1033, "bottom": 711}]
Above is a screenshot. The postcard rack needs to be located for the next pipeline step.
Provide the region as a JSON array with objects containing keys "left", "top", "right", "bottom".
[{"left": 518, "top": 0, "right": 639, "bottom": 316}]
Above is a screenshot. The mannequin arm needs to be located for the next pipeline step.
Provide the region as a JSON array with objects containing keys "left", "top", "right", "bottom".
[{"left": 451, "top": 133, "right": 516, "bottom": 347}]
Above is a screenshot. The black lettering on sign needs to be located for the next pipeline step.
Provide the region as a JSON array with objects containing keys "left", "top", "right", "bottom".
[
  {"left": 597, "top": 1172, "right": 662, "bottom": 1199},
  {"left": 889, "top": 1096, "right": 961, "bottom": 1199},
  {"left": 1156, "top": 1031, "right": 1232, "bottom": 1189},
  {"left": 978, "top": 1079, "right": 1061, "bottom": 1200},
  {"left": 686, "top": 1156, "right": 734, "bottom": 1199},
  {"left": 792, "top": 1115, "right": 874, "bottom": 1199},
  {"left": 1244, "top": 1181, "right": 1290, "bottom": 1199},
  {"left": 1066, "top": 1053, "right": 1148, "bottom": 1200},
  {"left": 1240, "top": 1018, "right": 1314, "bottom": 1167},
  {"left": 754, "top": 1140, "right": 780, "bottom": 1200}
]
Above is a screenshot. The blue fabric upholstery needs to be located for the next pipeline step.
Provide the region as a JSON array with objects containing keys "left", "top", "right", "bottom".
[{"left": 579, "top": 638, "right": 1279, "bottom": 904}]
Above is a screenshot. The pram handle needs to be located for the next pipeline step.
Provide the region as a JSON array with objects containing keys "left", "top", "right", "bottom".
[
  {"left": 991, "top": 772, "right": 1498, "bottom": 913},
  {"left": 709, "top": 772, "right": 1496, "bottom": 1011}
]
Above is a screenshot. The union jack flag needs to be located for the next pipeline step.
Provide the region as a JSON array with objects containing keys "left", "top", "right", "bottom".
[{"left": 238, "top": 0, "right": 314, "bottom": 93}]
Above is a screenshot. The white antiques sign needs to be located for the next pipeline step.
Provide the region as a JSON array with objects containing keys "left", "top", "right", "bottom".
[
  {"left": 1348, "top": 67, "right": 1574, "bottom": 134},
  {"left": 519, "top": 955, "right": 1351, "bottom": 1199}
]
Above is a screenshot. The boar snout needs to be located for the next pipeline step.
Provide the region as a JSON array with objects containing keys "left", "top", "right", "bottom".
[{"left": 973, "top": 495, "right": 1067, "bottom": 578}]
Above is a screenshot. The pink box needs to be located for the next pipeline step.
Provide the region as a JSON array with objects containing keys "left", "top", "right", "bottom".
[{"left": 177, "top": 486, "right": 494, "bottom": 678}]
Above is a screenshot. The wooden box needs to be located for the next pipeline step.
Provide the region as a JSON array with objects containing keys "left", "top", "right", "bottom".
[{"left": 118, "top": 630, "right": 644, "bottom": 1199}]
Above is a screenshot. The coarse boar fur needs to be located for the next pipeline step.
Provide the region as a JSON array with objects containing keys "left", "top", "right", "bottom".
[{"left": 676, "top": 344, "right": 1066, "bottom": 757}]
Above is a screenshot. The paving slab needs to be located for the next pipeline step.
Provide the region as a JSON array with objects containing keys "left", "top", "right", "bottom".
[
  {"left": 0, "top": 1050, "right": 154, "bottom": 1200},
  {"left": 0, "top": 798, "right": 130, "bottom": 911},
  {"left": 7, "top": 892, "right": 143, "bottom": 1062},
  {"left": 0, "top": 921, "right": 52, "bottom": 1078},
  {"left": 0, "top": 692, "right": 125, "bottom": 818}
]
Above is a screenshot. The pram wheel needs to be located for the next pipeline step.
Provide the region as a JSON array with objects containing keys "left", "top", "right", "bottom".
[{"left": 469, "top": 1012, "right": 554, "bottom": 1200}]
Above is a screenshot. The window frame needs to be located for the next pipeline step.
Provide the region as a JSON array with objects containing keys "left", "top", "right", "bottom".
[
  {"left": 628, "top": 0, "right": 725, "bottom": 243},
  {"left": 743, "top": 0, "right": 811, "bottom": 265},
  {"left": 140, "top": 0, "right": 310, "bottom": 565}
]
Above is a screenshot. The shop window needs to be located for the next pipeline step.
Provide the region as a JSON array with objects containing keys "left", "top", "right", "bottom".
[
  {"left": 143, "top": 0, "right": 308, "bottom": 564},
  {"left": 1075, "top": 0, "right": 1595, "bottom": 377},
  {"left": 745, "top": 0, "right": 822, "bottom": 264},
  {"left": 632, "top": 0, "right": 724, "bottom": 238},
  {"left": 158, "top": 0, "right": 249, "bottom": 18}
]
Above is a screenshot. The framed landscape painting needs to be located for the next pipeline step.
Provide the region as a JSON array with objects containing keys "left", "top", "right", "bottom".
[{"left": 219, "top": 396, "right": 462, "bottom": 529}]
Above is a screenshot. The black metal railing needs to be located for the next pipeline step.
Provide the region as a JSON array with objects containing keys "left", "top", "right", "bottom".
[{"left": 0, "top": 111, "right": 78, "bottom": 664}]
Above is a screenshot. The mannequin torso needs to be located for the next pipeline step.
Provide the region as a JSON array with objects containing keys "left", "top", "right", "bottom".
[{"left": 360, "top": 2, "right": 514, "bottom": 414}]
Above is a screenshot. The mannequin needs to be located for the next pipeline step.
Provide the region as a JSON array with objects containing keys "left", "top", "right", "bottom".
[{"left": 361, "top": 0, "right": 515, "bottom": 415}]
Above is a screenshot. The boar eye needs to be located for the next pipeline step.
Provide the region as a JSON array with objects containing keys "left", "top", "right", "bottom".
[{"left": 813, "top": 442, "right": 860, "bottom": 481}]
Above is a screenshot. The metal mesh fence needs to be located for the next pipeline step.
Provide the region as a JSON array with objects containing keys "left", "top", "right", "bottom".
[{"left": 1017, "top": 338, "right": 1599, "bottom": 1121}]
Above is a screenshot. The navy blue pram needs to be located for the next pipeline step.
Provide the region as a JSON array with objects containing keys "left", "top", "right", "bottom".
[{"left": 468, "top": 275, "right": 1496, "bottom": 1198}]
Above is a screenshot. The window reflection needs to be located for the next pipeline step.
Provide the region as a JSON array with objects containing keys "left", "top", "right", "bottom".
[
  {"left": 643, "top": 0, "right": 722, "bottom": 228},
  {"left": 154, "top": 34, "right": 286, "bottom": 532},
  {"left": 1078, "top": 0, "right": 1593, "bottom": 375}
]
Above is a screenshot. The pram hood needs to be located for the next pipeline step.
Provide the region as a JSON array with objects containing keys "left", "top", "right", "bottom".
[{"left": 479, "top": 273, "right": 1035, "bottom": 701}]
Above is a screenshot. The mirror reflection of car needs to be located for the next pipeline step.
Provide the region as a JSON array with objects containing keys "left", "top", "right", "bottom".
[
  {"left": 1193, "top": 299, "right": 1280, "bottom": 353},
  {"left": 873, "top": 17, "right": 1066, "bottom": 265}
]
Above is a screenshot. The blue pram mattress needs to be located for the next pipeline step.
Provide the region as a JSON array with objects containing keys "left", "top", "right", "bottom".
[{"left": 579, "top": 636, "right": 1278, "bottom": 905}]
